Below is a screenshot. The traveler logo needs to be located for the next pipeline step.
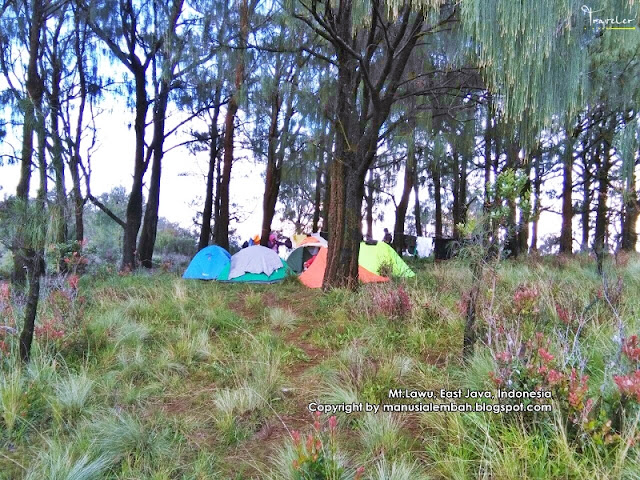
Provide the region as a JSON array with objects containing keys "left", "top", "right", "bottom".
[{"left": 581, "top": 5, "right": 637, "bottom": 30}]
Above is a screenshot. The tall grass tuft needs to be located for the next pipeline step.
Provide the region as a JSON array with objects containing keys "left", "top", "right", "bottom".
[
  {"left": 247, "top": 335, "right": 284, "bottom": 401},
  {"left": 92, "top": 411, "right": 170, "bottom": 466},
  {"left": 370, "top": 456, "right": 427, "bottom": 480},
  {"left": 0, "top": 368, "right": 26, "bottom": 435},
  {"left": 114, "top": 320, "right": 151, "bottom": 348},
  {"left": 244, "top": 291, "right": 264, "bottom": 315},
  {"left": 25, "top": 439, "right": 110, "bottom": 480},
  {"left": 359, "top": 412, "right": 405, "bottom": 458},
  {"left": 51, "top": 371, "right": 93, "bottom": 423},
  {"left": 117, "top": 346, "right": 150, "bottom": 382},
  {"left": 267, "top": 307, "right": 299, "bottom": 330},
  {"left": 212, "top": 386, "right": 262, "bottom": 433},
  {"left": 167, "top": 325, "right": 212, "bottom": 366}
]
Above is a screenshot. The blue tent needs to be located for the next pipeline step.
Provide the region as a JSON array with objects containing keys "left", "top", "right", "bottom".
[{"left": 182, "top": 245, "right": 231, "bottom": 280}]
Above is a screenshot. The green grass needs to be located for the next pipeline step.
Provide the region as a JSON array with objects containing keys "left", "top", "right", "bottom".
[{"left": 0, "top": 256, "right": 639, "bottom": 478}]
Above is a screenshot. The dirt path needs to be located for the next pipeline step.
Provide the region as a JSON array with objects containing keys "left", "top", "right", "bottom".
[{"left": 222, "top": 288, "right": 332, "bottom": 476}]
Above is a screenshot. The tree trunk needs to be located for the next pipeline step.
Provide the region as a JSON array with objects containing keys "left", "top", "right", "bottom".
[
  {"left": 432, "top": 158, "right": 443, "bottom": 238},
  {"left": 621, "top": 160, "right": 638, "bottom": 252},
  {"left": 260, "top": 91, "right": 282, "bottom": 246},
  {"left": 312, "top": 150, "right": 324, "bottom": 232},
  {"left": 70, "top": 157, "right": 84, "bottom": 243},
  {"left": 312, "top": 128, "right": 326, "bottom": 233},
  {"left": 216, "top": 97, "right": 237, "bottom": 250},
  {"left": 138, "top": 78, "right": 171, "bottom": 268},
  {"left": 581, "top": 154, "right": 592, "bottom": 251},
  {"left": 490, "top": 132, "right": 503, "bottom": 244},
  {"left": 261, "top": 71, "right": 297, "bottom": 246},
  {"left": 504, "top": 142, "right": 520, "bottom": 257},
  {"left": 452, "top": 150, "right": 460, "bottom": 238},
  {"left": 484, "top": 94, "right": 493, "bottom": 209},
  {"left": 321, "top": 130, "right": 335, "bottom": 232},
  {"left": 517, "top": 159, "right": 532, "bottom": 254},
  {"left": 393, "top": 134, "right": 415, "bottom": 253},
  {"left": 13, "top": 0, "right": 45, "bottom": 286},
  {"left": 413, "top": 166, "right": 422, "bottom": 236},
  {"left": 559, "top": 135, "right": 574, "bottom": 254},
  {"left": 138, "top": 0, "right": 185, "bottom": 266},
  {"left": 452, "top": 149, "right": 467, "bottom": 239},
  {"left": 594, "top": 141, "right": 611, "bottom": 273},
  {"left": 325, "top": 169, "right": 366, "bottom": 289},
  {"left": 323, "top": 18, "right": 360, "bottom": 289},
  {"left": 121, "top": 66, "right": 149, "bottom": 271},
  {"left": 198, "top": 100, "right": 221, "bottom": 251},
  {"left": 365, "top": 174, "right": 374, "bottom": 239},
  {"left": 214, "top": 0, "right": 248, "bottom": 250},
  {"left": 460, "top": 152, "right": 468, "bottom": 229},
  {"left": 324, "top": 146, "right": 349, "bottom": 288},
  {"left": 321, "top": 4, "right": 423, "bottom": 289},
  {"left": 70, "top": 9, "right": 88, "bottom": 244},
  {"left": 20, "top": 98, "right": 47, "bottom": 363},
  {"left": 50, "top": 51, "right": 67, "bottom": 250},
  {"left": 214, "top": 142, "right": 222, "bottom": 240},
  {"left": 530, "top": 153, "right": 541, "bottom": 252}
]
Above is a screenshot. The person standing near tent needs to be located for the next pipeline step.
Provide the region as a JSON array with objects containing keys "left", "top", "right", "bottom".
[
  {"left": 267, "top": 232, "right": 279, "bottom": 252},
  {"left": 383, "top": 228, "right": 392, "bottom": 244}
]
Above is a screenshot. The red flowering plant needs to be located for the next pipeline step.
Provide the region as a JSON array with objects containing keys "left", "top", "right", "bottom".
[
  {"left": 611, "top": 335, "right": 640, "bottom": 422},
  {"left": 34, "top": 315, "right": 66, "bottom": 343},
  {"left": 488, "top": 329, "right": 636, "bottom": 449},
  {"left": 289, "top": 412, "right": 363, "bottom": 480},
  {"left": 48, "top": 239, "right": 89, "bottom": 275},
  {"left": 490, "top": 332, "right": 562, "bottom": 397},
  {"left": 368, "top": 284, "right": 412, "bottom": 321},
  {"left": 489, "top": 332, "right": 596, "bottom": 428},
  {"left": 0, "top": 282, "right": 12, "bottom": 317},
  {"left": 63, "top": 250, "right": 89, "bottom": 275},
  {"left": 555, "top": 303, "right": 572, "bottom": 326},
  {"left": 34, "top": 273, "right": 88, "bottom": 354},
  {"left": 512, "top": 284, "right": 540, "bottom": 318}
]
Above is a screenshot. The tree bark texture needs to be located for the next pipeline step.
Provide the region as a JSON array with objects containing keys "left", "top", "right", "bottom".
[
  {"left": 393, "top": 132, "right": 416, "bottom": 253},
  {"left": 559, "top": 135, "right": 574, "bottom": 254},
  {"left": 13, "top": 0, "right": 45, "bottom": 286},
  {"left": 215, "top": 0, "right": 249, "bottom": 250},
  {"left": 138, "top": 78, "right": 171, "bottom": 267},
  {"left": 198, "top": 98, "right": 221, "bottom": 251},
  {"left": 621, "top": 160, "right": 638, "bottom": 252},
  {"left": 121, "top": 66, "right": 149, "bottom": 271}
]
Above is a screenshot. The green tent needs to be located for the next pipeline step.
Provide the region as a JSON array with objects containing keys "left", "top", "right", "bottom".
[
  {"left": 359, "top": 241, "right": 415, "bottom": 278},
  {"left": 217, "top": 262, "right": 289, "bottom": 283},
  {"left": 217, "top": 245, "right": 290, "bottom": 283},
  {"left": 286, "top": 245, "right": 322, "bottom": 274}
]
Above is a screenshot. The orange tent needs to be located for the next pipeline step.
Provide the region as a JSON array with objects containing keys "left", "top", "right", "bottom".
[
  {"left": 299, "top": 247, "right": 389, "bottom": 288},
  {"left": 297, "top": 235, "right": 327, "bottom": 247}
]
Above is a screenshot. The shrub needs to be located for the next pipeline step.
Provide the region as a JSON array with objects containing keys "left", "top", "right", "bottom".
[
  {"left": 489, "top": 332, "right": 593, "bottom": 423},
  {"left": 488, "top": 330, "right": 639, "bottom": 450},
  {"left": 378, "top": 260, "right": 394, "bottom": 278},
  {"left": 367, "top": 284, "right": 412, "bottom": 321}
]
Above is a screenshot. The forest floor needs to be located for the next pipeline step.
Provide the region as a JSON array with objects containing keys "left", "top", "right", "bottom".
[{"left": 1, "top": 254, "right": 640, "bottom": 479}]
